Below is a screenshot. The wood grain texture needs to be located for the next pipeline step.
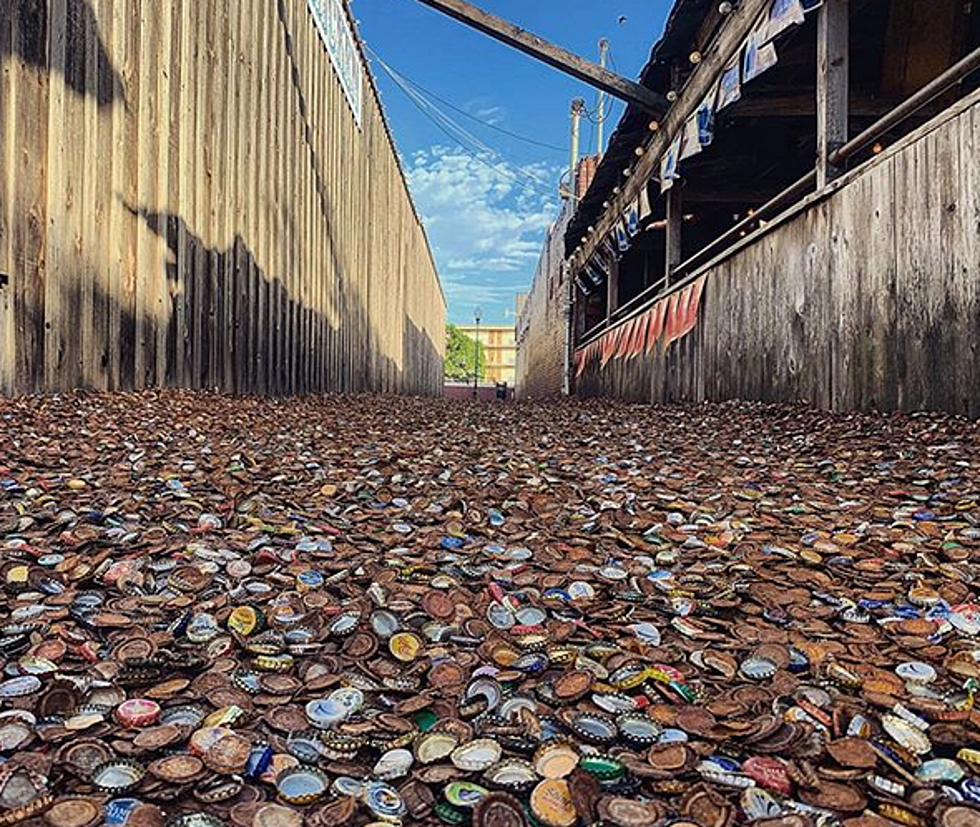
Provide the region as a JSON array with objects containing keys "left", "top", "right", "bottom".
[
  {"left": 515, "top": 208, "right": 572, "bottom": 399},
  {"left": 816, "top": 0, "right": 849, "bottom": 187},
  {"left": 1, "top": 0, "right": 445, "bottom": 396},
  {"left": 575, "top": 94, "right": 980, "bottom": 417}
]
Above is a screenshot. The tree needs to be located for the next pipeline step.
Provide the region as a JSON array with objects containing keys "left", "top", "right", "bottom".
[{"left": 445, "top": 324, "right": 487, "bottom": 382}]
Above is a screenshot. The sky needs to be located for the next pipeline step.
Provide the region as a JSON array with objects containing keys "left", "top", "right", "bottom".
[{"left": 352, "top": 0, "right": 671, "bottom": 326}]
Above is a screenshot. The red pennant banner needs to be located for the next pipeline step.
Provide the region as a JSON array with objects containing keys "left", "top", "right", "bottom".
[
  {"left": 646, "top": 299, "right": 667, "bottom": 354},
  {"left": 629, "top": 312, "right": 649, "bottom": 358},
  {"left": 675, "top": 276, "right": 707, "bottom": 340},
  {"left": 616, "top": 318, "right": 635, "bottom": 359},
  {"left": 576, "top": 276, "right": 708, "bottom": 373},
  {"left": 662, "top": 292, "right": 683, "bottom": 346}
]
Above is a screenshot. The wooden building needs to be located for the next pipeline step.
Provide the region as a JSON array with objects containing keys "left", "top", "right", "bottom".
[
  {"left": 522, "top": 0, "right": 980, "bottom": 415},
  {"left": 515, "top": 156, "right": 597, "bottom": 400},
  {"left": 0, "top": 0, "right": 445, "bottom": 396},
  {"left": 515, "top": 205, "right": 571, "bottom": 400}
]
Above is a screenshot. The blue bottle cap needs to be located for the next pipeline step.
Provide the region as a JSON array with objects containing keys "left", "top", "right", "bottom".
[
  {"left": 104, "top": 799, "right": 142, "bottom": 827},
  {"left": 364, "top": 781, "right": 407, "bottom": 818}
]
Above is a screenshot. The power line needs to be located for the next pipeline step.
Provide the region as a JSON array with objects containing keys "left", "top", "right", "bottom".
[
  {"left": 368, "top": 46, "right": 558, "bottom": 194},
  {"left": 389, "top": 65, "right": 556, "bottom": 196},
  {"left": 367, "top": 47, "right": 558, "bottom": 201},
  {"left": 386, "top": 67, "right": 569, "bottom": 155}
]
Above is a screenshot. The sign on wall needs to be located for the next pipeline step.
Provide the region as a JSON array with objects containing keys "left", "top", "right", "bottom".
[{"left": 308, "top": 0, "right": 364, "bottom": 127}]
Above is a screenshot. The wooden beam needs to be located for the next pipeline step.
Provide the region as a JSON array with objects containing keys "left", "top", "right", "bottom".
[
  {"left": 725, "top": 91, "right": 933, "bottom": 118},
  {"left": 409, "top": 0, "right": 668, "bottom": 114},
  {"left": 817, "top": 0, "right": 849, "bottom": 187},
  {"left": 571, "top": 0, "right": 770, "bottom": 265},
  {"left": 607, "top": 255, "right": 620, "bottom": 320}
]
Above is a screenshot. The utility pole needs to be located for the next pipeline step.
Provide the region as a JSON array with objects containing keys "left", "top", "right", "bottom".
[
  {"left": 472, "top": 307, "right": 482, "bottom": 399},
  {"left": 597, "top": 39, "right": 609, "bottom": 155},
  {"left": 569, "top": 99, "right": 585, "bottom": 203},
  {"left": 564, "top": 99, "right": 585, "bottom": 398}
]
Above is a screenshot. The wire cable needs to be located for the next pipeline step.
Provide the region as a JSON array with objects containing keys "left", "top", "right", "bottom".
[
  {"left": 368, "top": 47, "right": 559, "bottom": 200},
  {"left": 366, "top": 45, "right": 557, "bottom": 191},
  {"left": 382, "top": 65, "right": 569, "bottom": 154}
]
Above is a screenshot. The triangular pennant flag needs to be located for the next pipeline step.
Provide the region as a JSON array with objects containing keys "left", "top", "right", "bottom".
[
  {"left": 646, "top": 301, "right": 667, "bottom": 353},
  {"left": 663, "top": 292, "right": 684, "bottom": 347},
  {"left": 629, "top": 312, "right": 649, "bottom": 358},
  {"left": 615, "top": 221, "right": 631, "bottom": 253},
  {"left": 616, "top": 318, "right": 635, "bottom": 359},
  {"left": 600, "top": 327, "right": 617, "bottom": 367},
  {"left": 674, "top": 276, "right": 708, "bottom": 341},
  {"left": 585, "top": 261, "right": 605, "bottom": 287},
  {"left": 626, "top": 198, "right": 641, "bottom": 238}
]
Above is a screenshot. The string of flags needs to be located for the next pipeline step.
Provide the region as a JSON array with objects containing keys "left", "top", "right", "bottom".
[
  {"left": 571, "top": 0, "right": 817, "bottom": 378},
  {"left": 661, "top": 0, "right": 818, "bottom": 193},
  {"left": 574, "top": 276, "right": 707, "bottom": 377},
  {"left": 572, "top": 0, "right": 818, "bottom": 297}
]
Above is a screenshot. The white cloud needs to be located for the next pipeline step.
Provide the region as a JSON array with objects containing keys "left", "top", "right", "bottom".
[
  {"left": 472, "top": 105, "right": 506, "bottom": 126},
  {"left": 405, "top": 145, "right": 562, "bottom": 318},
  {"left": 464, "top": 96, "right": 507, "bottom": 127}
]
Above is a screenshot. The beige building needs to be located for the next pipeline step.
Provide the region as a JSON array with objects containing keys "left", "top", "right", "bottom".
[{"left": 457, "top": 325, "right": 516, "bottom": 387}]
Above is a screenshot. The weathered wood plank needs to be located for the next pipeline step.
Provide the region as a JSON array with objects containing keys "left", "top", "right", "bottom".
[
  {"left": 817, "top": 0, "right": 849, "bottom": 187},
  {"left": 12, "top": 0, "right": 48, "bottom": 392},
  {"left": 106, "top": 0, "right": 126, "bottom": 390},
  {"left": 166, "top": 0, "right": 184, "bottom": 388},
  {"left": 1, "top": 0, "right": 446, "bottom": 399},
  {"left": 0, "top": 2, "right": 15, "bottom": 394},
  {"left": 119, "top": 0, "right": 141, "bottom": 389},
  {"left": 43, "top": 0, "right": 68, "bottom": 389},
  {"left": 153, "top": 0, "right": 172, "bottom": 387}
]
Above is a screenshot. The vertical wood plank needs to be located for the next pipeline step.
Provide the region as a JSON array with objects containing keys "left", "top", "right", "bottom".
[
  {"left": 43, "top": 0, "right": 68, "bottom": 389},
  {"left": 153, "top": 0, "right": 172, "bottom": 387},
  {"left": 106, "top": 0, "right": 126, "bottom": 390},
  {"left": 166, "top": 0, "right": 185, "bottom": 388},
  {"left": 120, "top": 0, "right": 141, "bottom": 389},
  {"left": 817, "top": 0, "right": 849, "bottom": 187},
  {"left": 0, "top": 3, "right": 14, "bottom": 393}
]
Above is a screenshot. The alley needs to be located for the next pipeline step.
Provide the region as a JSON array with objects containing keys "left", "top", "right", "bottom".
[{"left": 1, "top": 392, "right": 979, "bottom": 825}]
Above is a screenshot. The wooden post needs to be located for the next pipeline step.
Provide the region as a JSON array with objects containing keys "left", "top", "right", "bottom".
[
  {"left": 606, "top": 257, "right": 619, "bottom": 322},
  {"left": 666, "top": 186, "right": 683, "bottom": 283},
  {"left": 817, "top": 0, "right": 849, "bottom": 187}
]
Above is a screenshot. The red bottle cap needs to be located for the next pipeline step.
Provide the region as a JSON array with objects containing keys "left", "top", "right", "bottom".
[{"left": 117, "top": 698, "right": 162, "bottom": 728}]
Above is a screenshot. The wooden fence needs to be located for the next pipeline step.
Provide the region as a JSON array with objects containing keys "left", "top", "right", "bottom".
[{"left": 0, "top": 0, "right": 445, "bottom": 396}]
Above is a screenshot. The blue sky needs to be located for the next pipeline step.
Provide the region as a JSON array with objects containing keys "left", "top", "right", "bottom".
[{"left": 353, "top": 0, "right": 671, "bottom": 326}]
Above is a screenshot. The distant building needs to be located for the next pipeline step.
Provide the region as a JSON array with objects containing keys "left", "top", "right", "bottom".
[{"left": 457, "top": 325, "right": 516, "bottom": 387}]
